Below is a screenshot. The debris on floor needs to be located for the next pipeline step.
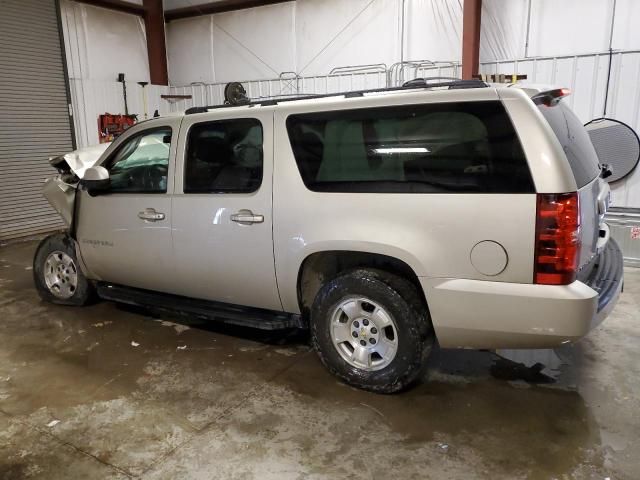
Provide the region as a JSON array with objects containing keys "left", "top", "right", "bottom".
[
  {"left": 92, "top": 321, "right": 113, "bottom": 328},
  {"left": 154, "top": 319, "right": 191, "bottom": 334}
]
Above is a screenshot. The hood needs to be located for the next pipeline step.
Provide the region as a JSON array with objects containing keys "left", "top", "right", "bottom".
[{"left": 49, "top": 143, "right": 111, "bottom": 178}]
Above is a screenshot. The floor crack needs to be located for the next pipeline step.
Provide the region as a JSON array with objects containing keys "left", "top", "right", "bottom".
[{"left": 0, "top": 407, "right": 134, "bottom": 479}]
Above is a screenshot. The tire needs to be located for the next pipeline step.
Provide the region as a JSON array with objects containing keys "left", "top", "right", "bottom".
[
  {"left": 311, "top": 268, "right": 434, "bottom": 393},
  {"left": 33, "top": 233, "right": 95, "bottom": 306}
]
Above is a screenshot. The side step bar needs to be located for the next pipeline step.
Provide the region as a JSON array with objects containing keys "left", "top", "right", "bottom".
[{"left": 96, "top": 283, "right": 305, "bottom": 330}]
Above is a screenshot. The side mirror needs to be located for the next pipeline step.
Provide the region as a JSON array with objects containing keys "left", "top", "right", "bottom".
[{"left": 80, "top": 166, "right": 110, "bottom": 196}]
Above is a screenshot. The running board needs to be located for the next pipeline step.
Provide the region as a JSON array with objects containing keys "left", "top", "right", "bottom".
[{"left": 96, "top": 283, "right": 304, "bottom": 330}]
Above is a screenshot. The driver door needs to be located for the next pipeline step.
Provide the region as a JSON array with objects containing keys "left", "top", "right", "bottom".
[{"left": 76, "top": 119, "right": 182, "bottom": 293}]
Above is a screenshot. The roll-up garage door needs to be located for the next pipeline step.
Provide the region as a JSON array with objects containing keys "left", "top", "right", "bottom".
[{"left": 0, "top": 0, "right": 75, "bottom": 241}]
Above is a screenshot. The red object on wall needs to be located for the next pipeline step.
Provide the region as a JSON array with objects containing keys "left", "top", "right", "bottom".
[{"left": 98, "top": 113, "right": 137, "bottom": 143}]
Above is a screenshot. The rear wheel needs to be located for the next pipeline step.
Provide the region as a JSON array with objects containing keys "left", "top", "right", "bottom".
[
  {"left": 33, "top": 234, "right": 95, "bottom": 306},
  {"left": 311, "top": 269, "right": 434, "bottom": 393}
]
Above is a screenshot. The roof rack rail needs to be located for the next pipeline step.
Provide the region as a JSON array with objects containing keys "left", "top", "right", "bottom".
[
  {"left": 184, "top": 77, "right": 489, "bottom": 115},
  {"left": 402, "top": 77, "right": 487, "bottom": 89}
]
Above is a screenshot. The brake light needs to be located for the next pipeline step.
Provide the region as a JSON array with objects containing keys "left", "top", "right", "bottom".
[
  {"left": 534, "top": 192, "right": 581, "bottom": 285},
  {"left": 532, "top": 88, "right": 571, "bottom": 106}
]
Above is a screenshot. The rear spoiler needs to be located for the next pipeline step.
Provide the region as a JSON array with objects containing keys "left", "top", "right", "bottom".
[{"left": 531, "top": 88, "right": 571, "bottom": 107}]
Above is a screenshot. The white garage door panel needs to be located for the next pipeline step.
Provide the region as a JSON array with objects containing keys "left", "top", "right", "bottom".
[{"left": 0, "top": 0, "right": 74, "bottom": 241}]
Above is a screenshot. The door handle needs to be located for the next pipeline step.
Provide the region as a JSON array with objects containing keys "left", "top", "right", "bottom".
[
  {"left": 138, "top": 208, "right": 165, "bottom": 222},
  {"left": 230, "top": 209, "right": 264, "bottom": 225}
]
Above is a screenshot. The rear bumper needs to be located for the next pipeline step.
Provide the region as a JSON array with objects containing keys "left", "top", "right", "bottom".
[
  {"left": 421, "top": 239, "right": 624, "bottom": 349},
  {"left": 577, "top": 237, "right": 624, "bottom": 323}
]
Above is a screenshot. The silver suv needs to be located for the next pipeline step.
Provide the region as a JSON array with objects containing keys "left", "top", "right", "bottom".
[{"left": 35, "top": 79, "right": 623, "bottom": 393}]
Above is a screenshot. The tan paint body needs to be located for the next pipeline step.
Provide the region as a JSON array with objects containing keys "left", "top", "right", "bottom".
[{"left": 43, "top": 85, "right": 619, "bottom": 348}]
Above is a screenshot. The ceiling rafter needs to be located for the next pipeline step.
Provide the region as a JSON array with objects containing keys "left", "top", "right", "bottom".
[{"left": 164, "top": 0, "right": 294, "bottom": 22}]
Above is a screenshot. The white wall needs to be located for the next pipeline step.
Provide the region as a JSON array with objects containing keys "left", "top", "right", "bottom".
[
  {"left": 166, "top": 0, "right": 640, "bottom": 84},
  {"left": 166, "top": 0, "right": 469, "bottom": 86},
  {"left": 293, "top": 0, "right": 401, "bottom": 76},
  {"left": 480, "top": 0, "right": 529, "bottom": 61},
  {"left": 60, "top": 0, "right": 169, "bottom": 147},
  {"left": 404, "top": 0, "right": 463, "bottom": 62},
  {"left": 167, "top": 2, "right": 297, "bottom": 85},
  {"left": 481, "top": 0, "right": 640, "bottom": 62},
  {"left": 60, "top": 0, "right": 149, "bottom": 82}
]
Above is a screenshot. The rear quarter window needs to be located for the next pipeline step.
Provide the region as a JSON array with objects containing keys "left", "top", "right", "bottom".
[
  {"left": 537, "top": 102, "right": 601, "bottom": 188},
  {"left": 286, "top": 101, "right": 534, "bottom": 194}
]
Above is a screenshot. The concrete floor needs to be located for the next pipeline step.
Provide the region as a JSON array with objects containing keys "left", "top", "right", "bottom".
[{"left": 0, "top": 240, "right": 638, "bottom": 480}]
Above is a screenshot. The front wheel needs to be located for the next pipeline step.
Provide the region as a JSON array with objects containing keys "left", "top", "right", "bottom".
[
  {"left": 33, "top": 233, "right": 95, "bottom": 306},
  {"left": 311, "top": 269, "right": 434, "bottom": 393}
]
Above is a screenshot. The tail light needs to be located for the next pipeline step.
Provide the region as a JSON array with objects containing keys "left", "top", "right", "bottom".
[{"left": 534, "top": 193, "right": 581, "bottom": 285}]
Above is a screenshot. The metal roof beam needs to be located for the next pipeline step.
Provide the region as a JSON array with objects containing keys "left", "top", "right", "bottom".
[{"left": 164, "top": 0, "right": 293, "bottom": 22}]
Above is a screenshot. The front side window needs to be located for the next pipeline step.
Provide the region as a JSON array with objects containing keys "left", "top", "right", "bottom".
[
  {"left": 286, "top": 101, "right": 534, "bottom": 193},
  {"left": 105, "top": 127, "right": 172, "bottom": 193},
  {"left": 184, "top": 119, "right": 263, "bottom": 194}
]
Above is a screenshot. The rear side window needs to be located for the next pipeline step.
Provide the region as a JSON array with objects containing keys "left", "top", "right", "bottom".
[
  {"left": 184, "top": 118, "right": 263, "bottom": 194},
  {"left": 538, "top": 102, "right": 600, "bottom": 188},
  {"left": 286, "top": 101, "right": 534, "bottom": 193}
]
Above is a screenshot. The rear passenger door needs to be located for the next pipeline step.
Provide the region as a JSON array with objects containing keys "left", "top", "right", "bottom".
[{"left": 171, "top": 111, "right": 282, "bottom": 311}]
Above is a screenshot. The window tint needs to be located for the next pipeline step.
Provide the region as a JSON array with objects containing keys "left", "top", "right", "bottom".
[
  {"left": 537, "top": 102, "right": 600, "bottom": 188},
  {"left": 106, "top": 128, "right": 171, "bottom": 193},
  {"left": 286, "top": 101, "right": 534, "bottom": 193},
  {"left": 184, "top": 119, "right": 263, "bottom": 193}
]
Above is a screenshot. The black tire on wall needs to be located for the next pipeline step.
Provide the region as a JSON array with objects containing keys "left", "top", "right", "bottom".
[
  {"left": 311, "top": 268, "right": 434, "bottom": 393},
  {"left": 33, "top": 233, "right": 95, "bottom": 306}
]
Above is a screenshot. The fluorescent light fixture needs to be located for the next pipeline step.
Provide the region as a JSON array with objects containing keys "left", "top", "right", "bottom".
[{"left": 372, "top": 147, "right": 430, "bottom": 154}]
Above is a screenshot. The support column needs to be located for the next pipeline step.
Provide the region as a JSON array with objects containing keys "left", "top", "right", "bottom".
[
  {"left": 143, "top": 0, "right": 168, "bottom": 85},
  {"left": 462, "top": 0, "right": 481, "bottom": 80}
]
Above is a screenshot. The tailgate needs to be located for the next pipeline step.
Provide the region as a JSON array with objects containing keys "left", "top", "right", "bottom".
[
  {"left": 577, "top": 177, "right": 611, "bottom": 270},
  {"left": 536, "top": 99, "right": 607, "bottom": 270}
]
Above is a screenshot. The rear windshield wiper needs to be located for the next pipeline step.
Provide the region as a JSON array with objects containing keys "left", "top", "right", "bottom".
[{"left": 600, "top": 163, "right": 613, "bottom": 179}]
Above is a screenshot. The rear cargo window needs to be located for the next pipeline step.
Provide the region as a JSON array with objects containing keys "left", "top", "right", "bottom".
[
  {"left": 286, "top": 101, "right": 534, "bottom": 193},
  {"left": 537, "top": 102, "right": 600, "bottom": 188}
]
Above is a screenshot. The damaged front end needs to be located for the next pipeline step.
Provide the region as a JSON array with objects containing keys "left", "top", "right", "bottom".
[{"left": 43, "top": 143, "right": 110, "bottom": 228}]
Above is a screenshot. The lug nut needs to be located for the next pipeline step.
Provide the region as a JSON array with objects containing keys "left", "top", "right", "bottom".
[
  {"left": 363, "top": 319, "right": 369, "bottom": 326},
  {"left": 369, "top": 338, "right": 376, "bottom": 345},
  {"left": 360, "top": 340, "right": 366, "bottom": 346},
  {"left": 352, "top": 331, "right": 358, "bottom": 338},
  {"left": 353, "top": 321, "right": 359, "bottom": 328},
  {"left": 371, "top": 327, "right": 377, "bottom": 334}
]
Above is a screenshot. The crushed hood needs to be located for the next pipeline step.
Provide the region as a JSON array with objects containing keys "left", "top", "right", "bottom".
[{"left": 49, "top": 143, "right": 111, "bottom": 178}]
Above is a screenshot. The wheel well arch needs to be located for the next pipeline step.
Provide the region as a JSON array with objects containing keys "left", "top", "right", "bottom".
[{"left": 296, "top": 250, "right": 426, "bottom": 317}]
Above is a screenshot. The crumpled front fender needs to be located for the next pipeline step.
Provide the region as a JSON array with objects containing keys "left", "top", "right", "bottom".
[
  {"left": 43, "top": 176, "right": 77, "bottom": 228},
  {"left": 43, "top": 142, "right": 110, "bottom": 228}
]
